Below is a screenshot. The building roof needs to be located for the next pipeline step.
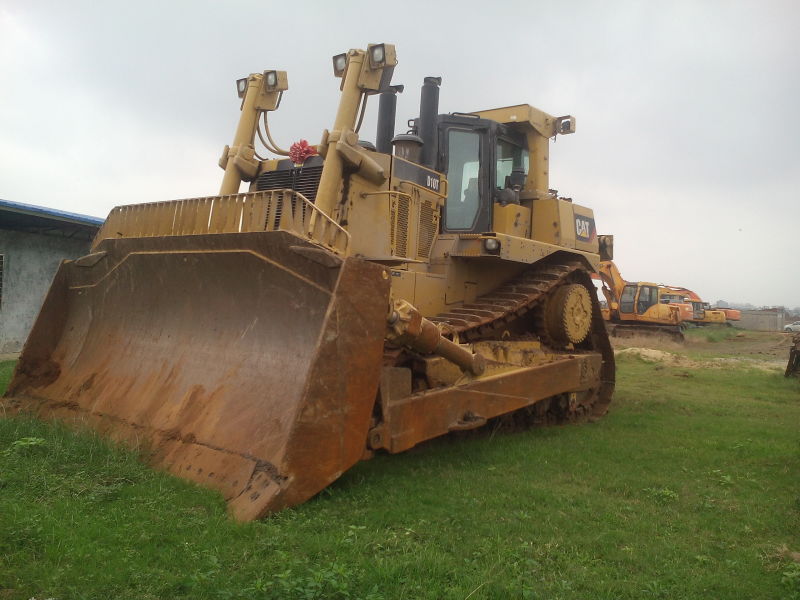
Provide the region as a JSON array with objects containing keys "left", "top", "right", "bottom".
[{"left": 0, "top": 198, "right": 104, "bottom": 241}]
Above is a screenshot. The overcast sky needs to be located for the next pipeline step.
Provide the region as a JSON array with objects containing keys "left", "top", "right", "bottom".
[{"left": 2, "top": 0, "right": 798, "bottom": 307}]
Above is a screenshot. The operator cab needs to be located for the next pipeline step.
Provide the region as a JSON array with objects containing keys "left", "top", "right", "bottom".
[
  {"left": 619, "top": 283, "right": 660, "bottom": 316},
  {"left": 435, "top": 114, "right": 529, "bottom": 234}
]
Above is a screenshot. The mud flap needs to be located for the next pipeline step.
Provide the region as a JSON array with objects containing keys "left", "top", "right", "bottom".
[{"left": 3, "top": 231, "right": 390, "bottom": 520}]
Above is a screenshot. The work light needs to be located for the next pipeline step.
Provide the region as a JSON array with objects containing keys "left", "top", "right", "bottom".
[
  {"left": 332, "top": 53, "right": 347, "bottom": 77},
  {"left": 263, "top": 70, "right": 288, "bottom": 92},
  {"left": 236, "top": 77, "right": 247, "bottom": 98},
  {"left": 368, "top": 43, "right": 386, "bottom": 69}
]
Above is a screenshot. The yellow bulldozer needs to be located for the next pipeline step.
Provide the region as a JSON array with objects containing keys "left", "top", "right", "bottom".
[{"left": 3, "top": 44, "right": 615, "bottom": 521}]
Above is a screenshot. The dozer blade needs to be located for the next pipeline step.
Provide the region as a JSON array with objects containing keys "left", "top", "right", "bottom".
[{"left": 3, "top": 231, "right": 390, "bottom": 521}]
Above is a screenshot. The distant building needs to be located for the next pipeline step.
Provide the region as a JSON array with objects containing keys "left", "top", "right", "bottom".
[
  {"left": 737, "top": 308, "right": 786, "bottom": 332},
  {"left": 0, "top": 199, "right": 103, "bottom": 353}
]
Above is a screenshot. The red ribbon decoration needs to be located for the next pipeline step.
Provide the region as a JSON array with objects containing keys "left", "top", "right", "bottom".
[{"left": 289, "top": 140, "right": 318, "bottom": 165}]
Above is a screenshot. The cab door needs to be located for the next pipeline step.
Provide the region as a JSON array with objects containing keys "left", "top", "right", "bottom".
[
  {"left": 440, "top": 125, "right": 491, "bottom": 233},
  {"left": 636, "top": 285, "right": 658, "bottom": 316},
  {"left": 619, "top": 284, "right": 636, "bottom": 315}
]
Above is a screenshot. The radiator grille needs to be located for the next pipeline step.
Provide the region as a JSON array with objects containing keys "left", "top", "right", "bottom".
[
  {"left": 387, "top": 194, "right": 440, "bottom": 260},
  {"left": 389, "top": 199, "right": 397, "bottom": 254},
  {"left": 255, "top": 165, "right": 323, "bottom": 202},
  {"left": 416, "top": 200, "right": 437, "bottom": 260},
  {"left": 394, "top": 196, "right": 410, "bottom": 257}
]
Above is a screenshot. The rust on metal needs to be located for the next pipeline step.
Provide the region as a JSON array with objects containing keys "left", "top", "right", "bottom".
[
  {"left": 371, "top": 353, "right": 602, "bottom": 454},
  {"left": 3, "top": 230, "right": 389, "bottom": 520},
  {"left": 371, "top": 259, "right": 615, "bottom": 454},
  {"left": 386, "top": 300, "right": 486, "bottom": 375},
  {"left": 427, "top": 258, "right": 614, "bottom": 416}
]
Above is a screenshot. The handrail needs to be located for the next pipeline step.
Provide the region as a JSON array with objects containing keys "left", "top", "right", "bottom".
[{"left": 359, "top": 190, "right": 413, "bottom": 200}]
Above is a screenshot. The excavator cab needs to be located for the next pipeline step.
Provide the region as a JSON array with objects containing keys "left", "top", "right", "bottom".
[
  {"left": 617, "top": 283, "right": 660, "bottom": 316},
  {"left": 690, "top": 301, "right": 706, "bottom": 321}
]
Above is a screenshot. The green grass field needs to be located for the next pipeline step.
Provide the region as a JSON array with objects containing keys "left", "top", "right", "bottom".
[{"left": 1, "top": 338, "right": 799, "bottom": 599}]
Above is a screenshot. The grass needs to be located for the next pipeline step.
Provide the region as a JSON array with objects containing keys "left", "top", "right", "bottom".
[
  {"left": 1, "top": 351, "right": 799, "bottom": 599},
  {"left": 0, "top": 360, "right": 15, "bottom": 397},
  {"left": 683, "top": 324, "right": 739, "bottom": 344}
]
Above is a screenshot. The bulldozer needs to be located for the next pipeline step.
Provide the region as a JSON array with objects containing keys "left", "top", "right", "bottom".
[
  {"left": 597, "top": 261, "right": 686, "bottom": 342},
  {"left": 3, "top": 44, "right": 615, "bottom": 521}
]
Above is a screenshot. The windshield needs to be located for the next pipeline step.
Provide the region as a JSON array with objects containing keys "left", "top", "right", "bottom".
[{"left": 661, "top": 294, "right": 684, "bottom": 303}]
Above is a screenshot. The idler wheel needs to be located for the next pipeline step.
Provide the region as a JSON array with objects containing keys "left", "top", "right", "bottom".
[{"left": 545, "top": 283, "right": 592, "bottom": 345}]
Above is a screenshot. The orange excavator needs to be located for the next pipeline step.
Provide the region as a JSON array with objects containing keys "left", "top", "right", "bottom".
[
  {"left": 661, "top": 287, "right": 731, "bottom": 325},
  {"left": 716, "top": 308, "right": 741, "bottom": 324},
  {"left": 597, "top": 261, "right": 685, "bottom": 342}
]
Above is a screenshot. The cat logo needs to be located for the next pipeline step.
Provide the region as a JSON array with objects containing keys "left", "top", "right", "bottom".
[{"left": 575, "top": 216, "right": 596, "bottom": 242}]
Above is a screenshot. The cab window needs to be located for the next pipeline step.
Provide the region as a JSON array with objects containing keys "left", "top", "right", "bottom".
[
  {"left": 637, "top": 286, "right": 658, "bottom": 314},
  {"left": 495, "top": 139, "right": 528, "bottom": 189},
  {"left": 444, "top": 130, "right": 481, "bottom": 230},
  {"left": 620, "top": 285, "right": 636, "bottom": 313}
]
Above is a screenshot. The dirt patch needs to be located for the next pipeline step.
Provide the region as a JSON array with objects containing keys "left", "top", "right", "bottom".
[
  {"left": 688, "top": 330, "right": 794, "bottom": 359},
  {"left": 775, "top": 545, "right": 800, "bottom": 564},
  {"left": 616, "top": 347, "right": 702, "bottom": 368},
  {"left": 610, "top": 334, "right": 685, "bottom": 352},
  {"left": 613, "top": 331, "right": 794, "bottom": 373},
  {"left": 616, "top": 347, "right": 784, "bottom": 372}
]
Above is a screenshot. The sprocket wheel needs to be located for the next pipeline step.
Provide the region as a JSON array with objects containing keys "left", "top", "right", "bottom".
[{"left": 544, "top": 283, "right": 592, "bottom": 346}]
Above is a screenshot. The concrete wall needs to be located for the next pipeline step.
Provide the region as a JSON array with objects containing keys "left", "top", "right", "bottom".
[
  {"left": 737, "top": 309, "right": 785, "bottom": 332},
  {"left": 0, "top": 229, "right": 90, "bottom": 353}
]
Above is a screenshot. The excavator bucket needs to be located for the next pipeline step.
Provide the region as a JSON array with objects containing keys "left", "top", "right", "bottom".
[{"left": 4, "top": 227, "right": 390, "bottom": 521}]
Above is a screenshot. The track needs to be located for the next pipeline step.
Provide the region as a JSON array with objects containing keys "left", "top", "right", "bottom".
[
  {"left": 605, "top": 322, "right": 685, "bottom": 343},
  {"left": 428, "top": 257, "right": 615, "bottom": 421}
]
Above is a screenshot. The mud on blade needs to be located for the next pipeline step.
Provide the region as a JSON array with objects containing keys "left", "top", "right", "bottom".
[{"left": 4, "top": 231, "right": 390, "bottom": 521}]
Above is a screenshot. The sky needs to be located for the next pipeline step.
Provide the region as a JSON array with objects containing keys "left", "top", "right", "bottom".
[{"left": 1, "top": 0, "right": 798, "bottom": 307}]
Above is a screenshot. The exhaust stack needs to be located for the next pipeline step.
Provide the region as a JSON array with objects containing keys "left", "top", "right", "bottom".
[
  {"left": 376, "top": 85, "right": 403, "bottom": 153},
  {"left": 418, "top": 76, "right": 441, "bottom": 169}
]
